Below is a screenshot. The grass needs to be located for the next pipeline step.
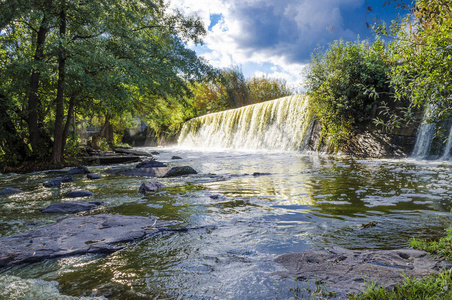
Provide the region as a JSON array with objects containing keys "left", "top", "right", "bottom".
[
  {"left": 349, "top": 269, "right": 452, "bottom": 300},
  {"left": 350, "top": 227, "right": 452, "bottom": 300}
]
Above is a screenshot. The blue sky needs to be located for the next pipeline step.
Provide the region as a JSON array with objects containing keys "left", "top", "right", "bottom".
[{"left": 170, "top": 0, "right": 406, "bottom": 88}]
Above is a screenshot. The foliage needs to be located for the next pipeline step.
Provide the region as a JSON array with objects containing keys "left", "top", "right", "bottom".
[
  {"left": 304, "top": 38, "right": 392, "bottom": 149},
  {"left": 376, "top": 0, "right": 452, "bottom": 123},
  {"left": 247, "top": 75, "right": 294, "bottom": 104},
  {"left": 350, "top": 269, "right": 452, "bottom": 300},
  {"left": 0, "top": 0, "right": 213, "bottom": 164}
]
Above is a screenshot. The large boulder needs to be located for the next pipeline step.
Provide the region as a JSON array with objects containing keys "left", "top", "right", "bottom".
[
  {"left": 65, "top": 190, "right": 94, "bottom": 198},
  {"left": 114, "top": 147, "right": 155, "bottom": 158},
  {"left": 43, "top": 175, "right": 73, "bottom": 188},
  {"left": 275, "top": 248, "right": 450, "bottom": 294},
  {"left": 139, "top": 182, "right": 165, "bottom": 194},
  {"left": 0, "top": 214, "right": 177, "bottom": 268},
  {"left": 41, "top": 201, "right": 103, "bottom": 213},
  {"left": 0, "top": 188, "right": 23, "bottom": 195}
]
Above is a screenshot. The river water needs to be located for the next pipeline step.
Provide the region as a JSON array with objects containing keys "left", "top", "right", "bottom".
[{"left": 1, "top": 148, "right": 451, "bottom": 299}]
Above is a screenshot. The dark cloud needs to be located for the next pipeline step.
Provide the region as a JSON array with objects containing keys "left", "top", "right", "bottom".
[{"left": 225, "top": 0, "right": 399, "bottom": 63}]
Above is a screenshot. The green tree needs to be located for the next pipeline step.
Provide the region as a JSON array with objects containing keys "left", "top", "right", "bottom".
[
  {"left": 246, "top": 75, "right": 294, "bottom": 104},
  {"left": 304, "top": 38, "right": 391, "bottom": 148},
  {"left": 0, "top": 0, "right": 213, "bottom": 165},
  {"left": 384, "top": 0, "right": 452, "bottom": 121}
]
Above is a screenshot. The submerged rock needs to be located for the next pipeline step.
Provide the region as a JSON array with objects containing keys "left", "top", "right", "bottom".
[
  {"left": 41, "top": 201, "right": 103, "bottom": 213},
  {"left": 67, "top": 165, "right": 91, "bottom": 175},
  {"left": 171, "top": 156, "right": 182, "bottom": 160},
  {"left": 0, "top": 188, "right": 23, "bottom": 195},
  {"left": 139, "top": 182, "right": 165, "bottom": 194},
  {"left": 0, "top": 214, "right": 177, "bottom": 268},
  {"left": 106, "top": 166, "right": 197, "bottom": 178},
  {"left": 87, "top": 173, "right": 102, "bottom": 180},
  {"left": 43, "top": 175, "right": 73, "bottom": 188},
  {"left": 275, "top": 248, "right": 450, "bottom": 294},
  {"left": 65, "top": 190, "right": 94, "bottom": 198}
]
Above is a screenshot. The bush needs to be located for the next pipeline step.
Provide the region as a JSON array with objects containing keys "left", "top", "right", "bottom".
[{"left": 305, "top": 38, "right": 391, "bottom": 148}]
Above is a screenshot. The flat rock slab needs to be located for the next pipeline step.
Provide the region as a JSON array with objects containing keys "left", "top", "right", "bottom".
[
  {"left": 0, "top": 188, "right": 23, "bottom": 195},
  {"left": 41, "top": 201, "right": 103, "bottom": 213},
  {"left": 114, "top": 147, "right": 154, "bottom": 157},
  {"left": 65, "top": 191, "right": 94, "bottom": 198},
  {"left": 275, "top": 248, "right": 450, "bottom": 294},
  {"left": 82, "top": 155, "right": 141, "bottom": 165},
  {"left": 106, "top": 166, "right": 197, "bottom": 178},
  {"left": 0, "top": 214, "right": 177, "bottom": 268}
]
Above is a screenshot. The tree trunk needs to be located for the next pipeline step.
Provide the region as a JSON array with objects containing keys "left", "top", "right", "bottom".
[
  {"left": 27, "top": 15, "right": 49, "bottom": 154},
  {"left": 52, "top": 5, "right": 67, "bottom": 164},
  {"left": 61, "top": 94, "right": 76, "bottom": 154}
]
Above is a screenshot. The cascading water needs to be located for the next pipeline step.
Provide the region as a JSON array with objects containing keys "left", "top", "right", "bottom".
[
  {"left": 178, "top": 95, "right": 312, "bottom": 151},
  {"left": 442, "top": 126, "right": 452, "bottom": 160},
  {"left": 412, "top": 104, "right": 436, "bottom": 159}
]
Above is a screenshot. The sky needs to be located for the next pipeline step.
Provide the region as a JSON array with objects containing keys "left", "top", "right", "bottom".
[{"left": 169, "top": 0, "right": 405, "bottom": 89}]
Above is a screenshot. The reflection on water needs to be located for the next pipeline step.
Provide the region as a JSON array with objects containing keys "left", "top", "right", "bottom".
[{"left": 0, "top": 148, "right": 451, "bottom": 299}]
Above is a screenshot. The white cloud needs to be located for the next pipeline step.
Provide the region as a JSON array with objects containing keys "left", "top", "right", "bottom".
[{"left": 170, "top": 0, "right": 368, "bottom": 87}]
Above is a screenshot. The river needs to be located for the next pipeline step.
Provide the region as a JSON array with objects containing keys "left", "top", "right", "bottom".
[{"left": 0, "top": 148, "right": 451, "bottom": 299}]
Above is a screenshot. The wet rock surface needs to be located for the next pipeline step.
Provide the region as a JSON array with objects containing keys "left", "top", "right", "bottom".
[
  {"left": 87, "top": 173, "right": 102, "bottom": 180},
  {"left": 67, "top": 166, "right": 91, "bottom": 175},
  {"left": 65, "top": 190, "right": 94, "bottom": 198},
  {"left": 139, "top": 182, "right": 165, "bottom": 194},
  {"left": 0, "top": 188, "right": 23, "bottom": 195},
  {"left": 136, "top": 160, "right": 167, "bottom": 168},
  {"left": 43, "top": 175, "right": 73, "bottom": 188},
  {"left": 0, "top": 214, "right": 177, "bottom": 268},
  {"left": 106, "top": 166, "right": 197, "bottom": 178},
  {"left": 41, "top": 201, "right": 103, "bottom": 213},
  {"left": 275, "top": 248, "right": 451, "bottom": 294},
  {"left": 114, "top": 147, "right": 155, "bottom": 158}
]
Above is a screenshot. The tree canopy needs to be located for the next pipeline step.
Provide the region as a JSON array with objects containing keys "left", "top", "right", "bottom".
[{"left": 0, "top": 0, "right": 214, "bottom": 165}]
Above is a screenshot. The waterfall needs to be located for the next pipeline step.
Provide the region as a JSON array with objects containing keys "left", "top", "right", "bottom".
[
  {"left": 178, "top": 95, "right": 312, "bottom": 151},
  {"left": 411, "top": 122, "right": 436, "bottom": 158},
  {"left": 411, "top": 105, "right": 436, "bottom": 159},
  {"left": 442, "top": 126, "right": 452, "bottom": 160}
]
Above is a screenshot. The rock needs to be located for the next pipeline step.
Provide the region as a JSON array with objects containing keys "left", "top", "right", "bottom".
[
  {"left": 171, "top": 156, "right": 183, "bottom": 160},
  {"left": 0, "top": 188, "right": 23, "bottom": 195},
  {"left": 41, "top": 201, "right": 103, "bottom": 213},
  {"left": 136, "top": 160, "right": 167, "bottom": 168},
  {"left": 43, "top": 175, "right": 73, "bottom": 188},
  {"left": 0, "top": 214, "right": 177, "bottom": 268},
  {"left": 67, "top": 165, "right": 90, "bottom": 175},
  {"left": 163, "top": 166, "right": 197, "bottom": 177},
  {"left": 106, "top": 166, "right": 197, "bottom": 178},
  {"left": 114, "top": 147, "right": 154, "bottom": 157},
  {"left": 275, "top": 248, "right": 450, "bottom": 294},
  {"left": 139, "top": 182, "right": 165, "bottom": 194},
  {"left": 65, "top": 190, "right": 94, "bottom": 198},
  {"left": 151, "top": 151, "right": 160, "bottom": 155},
  {"left": 252, "top": 172, "right": 271, "bottom": 176},
  {"left": 87, "top": 173, "right": 102, "bottom": 180},
  {"left": 82, "top": 155, "right": 141, "bottom": 165}
]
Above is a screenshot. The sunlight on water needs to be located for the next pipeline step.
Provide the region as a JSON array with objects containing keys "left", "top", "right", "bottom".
[{"left": 0, "top": 148, "right": 451, "bottom": 299}]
